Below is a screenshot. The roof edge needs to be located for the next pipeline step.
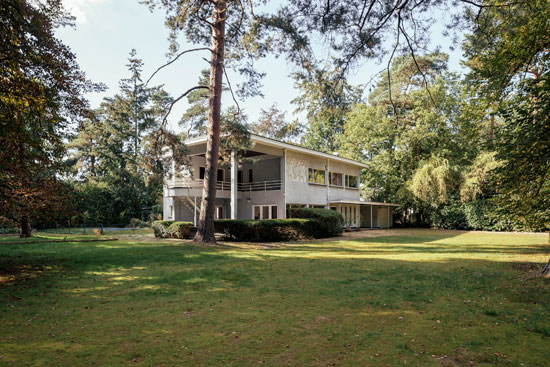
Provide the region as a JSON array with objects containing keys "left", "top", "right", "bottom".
[{"left": 184, "top": 133, "right": 369, "bottom": 168}]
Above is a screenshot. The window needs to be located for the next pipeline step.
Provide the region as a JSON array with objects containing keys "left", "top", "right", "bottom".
[
  {"left": 238, "top": 170, "right": 243, "bottom": 183},
  {"left": 308, "top": 168, "right": 326, "bottom": 184},
  {"left": 253, "top": 205, "right": 278, "bottom": 219},
  {"left": 329, "top": 172, "right": 343, "bottom": 186},
  {"left": 249, "top": 169, "right": 253, "bottom": 183},
  {"left": 169, "top": 205, "right": 174, "bottom": 218},
  {"left": 345, "top": 175, "right": 358, "bottom": 188},
  {"left": 216, "top": 206, "right": 224, "bottom": 219},
  {"left": 199, "top": 167, "right": 225, "bottom": 181}
]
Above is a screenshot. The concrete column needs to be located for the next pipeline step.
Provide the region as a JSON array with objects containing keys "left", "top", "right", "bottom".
[
  {"left": 230, "top": 151, "right": 238, "bottom": 219},
  {"left": 370, "top": 205, "right": 373, "bottom": 229}
]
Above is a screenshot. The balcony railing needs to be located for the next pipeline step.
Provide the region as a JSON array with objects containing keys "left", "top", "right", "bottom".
[
  {"left": 238, "top": 179, "right": 282, "bottom": 192},
  {"left": 170, "top": 178, "right": 282, "bottom": 193}
]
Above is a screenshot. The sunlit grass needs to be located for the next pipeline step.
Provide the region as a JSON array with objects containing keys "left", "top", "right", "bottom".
[{"left": 0, "top": 229, "right": 549, "bottom": 366}]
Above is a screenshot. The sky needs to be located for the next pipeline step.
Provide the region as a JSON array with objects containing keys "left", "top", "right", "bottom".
[{"left": 56, "top": 0, "right": 466, "bottom": 133}]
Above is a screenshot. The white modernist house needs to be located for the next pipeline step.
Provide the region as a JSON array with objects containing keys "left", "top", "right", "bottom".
[{"left": 163, "top": 134, "right": 399, "bottom": 228}]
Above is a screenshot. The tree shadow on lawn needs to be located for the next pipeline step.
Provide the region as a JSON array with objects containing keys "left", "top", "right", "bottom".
[
  {"left": 1, "top": 237, "right": 548, "bottom": 300},
  {"left": 282, "top": 242, "right": 550, "bottom": 255}
]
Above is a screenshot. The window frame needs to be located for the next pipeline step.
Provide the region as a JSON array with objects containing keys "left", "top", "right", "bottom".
[
  {"left": 329, "top": 171, "right": 343, "bottom": 187},
  {"left": 252, "top": 204, "right": 278, "bottom": 220},
  {"left": 308, "top": 168, "right": 326, "bottom": 185},
  {"left": 345, "top": 174, "right": 359, "bottom": 189}
]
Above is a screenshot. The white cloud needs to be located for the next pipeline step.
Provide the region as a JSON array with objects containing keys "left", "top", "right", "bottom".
[{"left": 63, "top": 0, "right": 108, "bottom": 24}]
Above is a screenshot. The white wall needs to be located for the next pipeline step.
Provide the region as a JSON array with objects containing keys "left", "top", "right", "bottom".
[{"left": 284, "top": 150, "right": 362, "bottom": 206}]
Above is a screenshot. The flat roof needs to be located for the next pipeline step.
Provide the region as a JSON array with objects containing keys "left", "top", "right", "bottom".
[
  {"left": 328, "top": 200, "right": 401, "bottom": 207},
  {"left": 185, "top": 134, "right": 369, "bottom": 168}
]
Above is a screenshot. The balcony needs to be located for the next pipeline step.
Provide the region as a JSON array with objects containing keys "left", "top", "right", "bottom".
[{"left": 167, "top": 178, "right": 282, "bottom": 198}]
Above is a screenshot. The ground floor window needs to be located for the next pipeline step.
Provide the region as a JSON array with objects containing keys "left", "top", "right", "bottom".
[
  {"left": 253, "top": 204, "right": 278, "bottom": 220},
  {"left": 215, "top": 206, "right": 224, "bottom": 219}
]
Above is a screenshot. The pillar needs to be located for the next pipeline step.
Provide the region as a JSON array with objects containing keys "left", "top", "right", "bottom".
[{"left": 231, "top": 151, "right": 238, "bottom": 219}]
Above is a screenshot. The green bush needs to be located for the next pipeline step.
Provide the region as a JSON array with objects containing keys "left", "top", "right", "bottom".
[
  {"left": 214, "top": 219, "right": 312, "bottom": 242},
  {"left": 152, "top": 220, "right": 173, "bottom": 238},
  {"left": 288, "top": 208, "right": 344, "bottom": 238},
  {"left": 152, "top": 220, "right": 195, "bottom": 239},
  {"left": 0, "top": 216, "right": 19, "bottom": 234},
  {"left": 427, "top": 202, "right": 468, "bottom": 230},
  {"left": 167, "top": 221, "right": 196, "bottom": 239},
  {"left": 129, "top": 218, "right": 149, "bottom": 228}
]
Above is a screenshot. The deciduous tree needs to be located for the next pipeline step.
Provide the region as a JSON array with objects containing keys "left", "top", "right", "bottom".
[{"left": 0, "top": 0, "right": 100, "bottom": 236}]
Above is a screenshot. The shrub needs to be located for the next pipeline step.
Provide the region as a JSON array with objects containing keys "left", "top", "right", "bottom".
[
  {"left": 152, "top": 220, "right": 173, "bottom": 238},
  {"left": 152, "top": 220, "right": 195, "bottom": 239},
  {"left": 288, "top": 208, "right": 344, "bottom": 238},
  {"left": 167, "top": 221, "right": 196, "bottom": 239},
  {"left": 129, "top": 218, "right": 148, "bottom": 228},
  {"left": 214, "top": 219, "right": 312, "bottom": 242},
  {"left": 427, "top": 202, "right": 468, "bottom": 230},
  {"left": 0, "top": 216, "right": 18, "bottom": 234}
]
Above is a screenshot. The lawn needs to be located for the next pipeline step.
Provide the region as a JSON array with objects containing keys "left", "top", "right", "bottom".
[{"left": 1, "top": 229, "right": 549, "bottom": 366}]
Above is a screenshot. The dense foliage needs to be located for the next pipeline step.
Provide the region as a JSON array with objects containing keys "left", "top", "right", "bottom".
[
  {"left": 153, "top": 221, "right": 195, "bottom": 239},
  {"left": 0, "top": 0, "right": 101, "bottom": 236},
  {"left": 214, "top": 219, "right": 313, "bottom": 242},
  {"left": 287, "top": 208, "right": 344, "bottom": 238},
  {"left": 67, "top": 51, "right": 184, "bottom": 227}
]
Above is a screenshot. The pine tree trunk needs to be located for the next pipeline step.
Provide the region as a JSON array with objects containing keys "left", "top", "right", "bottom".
[
  {"left": 194, "top": 0, "right": 226, "bottom": 244},
  {"left": 20, "top": 212, "right": 31, "bottom": 238}
]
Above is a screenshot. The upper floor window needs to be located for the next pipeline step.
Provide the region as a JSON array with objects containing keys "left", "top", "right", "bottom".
[
  {"left": 308, "top": 168, "right": 325, "bottom": 184},
  {"left": 329, "top": 172, "right": 343, "bottom": 186},
  {"left": 199, "top": 167, "right": 224, "bottom": 181},
  {"left": 345, "top": 175, "right": 358, "bottom": 188}
]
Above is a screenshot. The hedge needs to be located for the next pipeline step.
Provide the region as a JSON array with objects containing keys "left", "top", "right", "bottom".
[
  {"left": 214, "top": 219, "right": 312, "bottom": 242},
  {"left": 153, "top": 208, "right": 344, "bottom": 242},
  {"left": 288, "top": 208, "right": 344, "bottom": 238},
  {"left": 152, "top": 221, "right": 195, "bottom": 239}
]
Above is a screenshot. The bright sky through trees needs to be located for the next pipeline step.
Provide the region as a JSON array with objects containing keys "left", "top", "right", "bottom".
[{"left": 56, "top": 0, "right": 464, "bottom": 132}]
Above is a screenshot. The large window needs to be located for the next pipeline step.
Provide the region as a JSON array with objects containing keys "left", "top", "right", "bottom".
[
  {"left": 329, "top": 172, "right": 343, "bottom": 186},
  {"left": 253, "top": 205, "right": 278, "bottom": 219},
  {"left": 215, "top": 206, "right": 224, "bottom": 219},
  {"left": 345, "top": 175, "right": 358, "bottom": 188},
  {"left": 308, "top": 168, "right": 326, "bottom": 184}
]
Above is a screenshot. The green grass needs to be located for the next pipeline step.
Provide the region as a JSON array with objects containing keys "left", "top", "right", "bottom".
[{"left": 0, "top": 229, "right": 549, "bottom": 366}]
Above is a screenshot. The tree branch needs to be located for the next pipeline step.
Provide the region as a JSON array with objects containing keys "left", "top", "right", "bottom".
[
  {"left": 399, "top": 20, "right": 437, "bottom": 108},
  {"left": 161, "top": 86, "right": 209, "bottom": 129},
  {"left": 222, "top": 63, "right": 241, "bottom": 117},
  {"left": 146, "top": 47, "right": 213, "bottom": 86}
]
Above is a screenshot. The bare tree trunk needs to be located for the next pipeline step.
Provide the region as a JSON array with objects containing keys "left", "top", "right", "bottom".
[
  {"left": 20, "top": 212, "right": 31, "bottom": 238},
  {"left": 194, "top": 0, "right": 226, "bottom": 243}
]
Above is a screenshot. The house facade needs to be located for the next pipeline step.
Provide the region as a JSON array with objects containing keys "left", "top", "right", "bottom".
[{"left": 163, "top": 134, "right": 399, "bottom": 228}]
